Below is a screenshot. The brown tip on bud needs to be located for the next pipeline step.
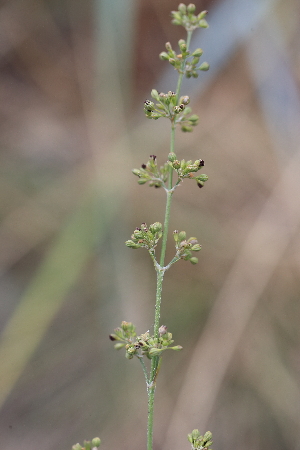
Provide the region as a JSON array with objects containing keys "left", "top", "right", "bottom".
[
  {"left": 159, "top": 325, "right": 168, "bottom": 336},
  {"left": 109, "top": 335, "right": 116, "bottom": 341},
  {"left": 199, "top": 159, "right": 205, "bottom": 166},
  {"left": 141, "top": 164, "right": 146, "bottom": 169},
  {"left": 150, "top": 154, "right": 157, "bottom": 160},
  {"left": 197, "top": 182, "right": 204, "bottom": 188}
]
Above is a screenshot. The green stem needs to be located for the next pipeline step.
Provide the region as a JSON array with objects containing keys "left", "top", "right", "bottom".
[
  {"left": 175, "top": 30, "right": 193, "bottom": 104},
  {"left": 146, "top": 28, "right": 194, "bottom": 450}
]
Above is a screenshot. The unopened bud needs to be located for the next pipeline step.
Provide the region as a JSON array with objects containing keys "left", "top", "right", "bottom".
[
  {"left": 178, "top": 3, "right": 187, "bottom": 14},
  {"left": 168, "top": 152, "right": 177, "bottom": 162},
  {"left": 187, "top": 4, "right": 196, "bottom": 13},
  {"left": 159, "top": 52, "right": 169, "bottom": 60},
  {"left": 159, "top": 325, "right": 168, "bottom": 336},
  {"left": 91, "top": 437, "right": 101, "bottom": 448},
  {"left": 199, "top": 61, "right": 210, "bottom": 71}
]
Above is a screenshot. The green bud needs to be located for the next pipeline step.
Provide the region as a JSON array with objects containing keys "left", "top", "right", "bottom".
[
  {"left": 149, "top": 347, "right": 164, "bottom": 357},
  {"left": 84, "top": 441, "right": 91, "bottom": 450},
  {"left": 72, "top": 444, "right": 83, "bottom": 450},
  {"left": 187, "top": 3, "right": 196, "bottom": 13},
  {"left": 171, "top": 345, "right": 183, "bottom": 351},
  {"left": 191, "top": 244, "right": 201, "bottom": 251},
  {"left": 168, "top": 58, "right": 177, "bottom": 66},
  {"left": 178, "top": 231, "right": 186, "bottom": 241},
  {"left": 178, "top": 39, "right": 187, "bottom": 52},
  {"left": 144, "top": 100, "right": 154, "bottom": 111},
  {"left": 168, "top": 152, "right": 177, "bottom": 162},
  {"left": 179, "top": 95, "right": 190, "bottom": 105},
  {"left": 137, "top": 178, "right": 147, "bottom": 185},
  {"left": 198, "top": 10, "right": 208, "bottom": 20},
  {"left": 159, "top": 51, "right": 169, "bottom": 60},
  {"left": 199, "top": 18, "right": 209, "bottom": 28},
  {"left": 91, "top": 437, "right": 101, "bottom": 448},
  {"left": 192, "top": 48, "right": 203, "bottom": 57},
  {"left": 173, "top": 105, "right": 183, "bottom": 114},
  {"left": 199, "top": 61, "right": 210, "bottom": 71},
  {"left": 171, "top": 18, "right": 182, "bottom": 25},
  {"left": 149, "top": 222, "right": 162, "bottom": 233},
  {"left": 114, "top": 342, "right": 126, "bottom": 350},
  {"left": 189, "top": 114, "right": 199, "bottom": 123},
  {"left": 125, "top": 240, "right": 141, "bottom": 249},
  {"left": 172, "top": 160, "right": 181, "bottom": 169},
  {"left": 197, "top": 174, "right": 208, "bottom": 182},
  {"left": 178, "top": 3, "right": 187, "bottom": 14},
  {"left": 165, "top": 42, "right": 172, "bottom": 51},
  {"left": 150, "top": 89, "right": 160, "bottom": 100},
  {"left": 181, "top": 125, "right": 193, "bottom": 132},
  {"left": 159, "top": 325, "right": 168, "bottom": 336},
  {"left": 132, "top": 168, "right": 141, "bottom": 176}
]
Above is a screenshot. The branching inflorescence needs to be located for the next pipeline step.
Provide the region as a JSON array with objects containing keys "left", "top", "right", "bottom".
[{"left": 72, "top": 4, "right": 214, "bottom": 450}]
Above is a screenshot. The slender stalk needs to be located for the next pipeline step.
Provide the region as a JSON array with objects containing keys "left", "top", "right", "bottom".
[{"left": 146, "top": 27, "right": 195, "bottom": 450}]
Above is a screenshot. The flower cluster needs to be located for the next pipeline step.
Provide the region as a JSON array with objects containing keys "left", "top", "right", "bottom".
[
  {"left": 144, "top": 90, "right": 201, "bottom": 132},
  {"left": 171, "top": 4, "right": 209, "bottom": 31},
  {"left": 173, "top": 230, "right": 201, "bottom": 264},
  {"left": 187, "top": 430, "right": 213, "bottom": 450},
  {"left": 168, "top": 152, "right": 208, "bottom": 187},
  {"left": 132, "top": 154, "right": 169, "bottom": 188},
  {"left": 160, "top": 40, "right": 209, "bottom": 78},
  {"left": 72, "top": 438, "right": 101, "bottom": 450},
  {"left": 110, "top": 322, "right": 182, "bottom": 360},
  {"left": 125, "top": 222, "right": 163, "bottom": 250},
  {"left": 144, "top": 89, "right": 186, "bottom": 121}
]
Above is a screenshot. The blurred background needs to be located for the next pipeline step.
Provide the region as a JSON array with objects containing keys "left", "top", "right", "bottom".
[{"left": 0, "top": 0, "right": 300, "bottom": 449}]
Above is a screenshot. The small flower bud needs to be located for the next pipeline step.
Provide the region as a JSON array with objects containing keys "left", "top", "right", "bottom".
[
  {"left": 159, "top": 51, "right": 169, "bottom": 60},
  {"left": 172, "top": 160, "right": 181, "bottom": 169},
  {"left": 159, "top": 325, "right": 168, "bottom": 336},
  {"left": 144, "top": 100, "right": 154, "bottom": 110},
  {"left": 91, "top": 438, "right": 101, "bottom": 448},
  {"left": 199, "top": 61, "right": 210, "bottom": 71},
  {"left": 192, "top": 48, "right": 203, "bottom": 57},
  {"left": 181, "top": 125, "right": 193, "bottom": 132},
  {"left": 171, "top": 345, "right": 183, "bottom": 351},
  {"left": 187, "top": 4, "right": 196, "bottom": 13},
  {"left": 178, "top": 3, "right": 187, "bottom": 14},
  {"left": 180, "top": 95, "right": 190, "bottom": 105},
  {"left": 150, "top": 89, "right": 160, "bottom": 100},
  {"left": 149, "top": 222, "right": 162, "bottom": 233},
  {"left": 197, "top": 174, "right": 208, "bottom": 182},
  {"left": 178, "top": 39, "right": 187, "bottom": 52},
  {"left": 114, "top": 343, "right": 125, "bottom": 350},
  {"left": 149, "top": 347, "right": 164, "bottom": 357},
  {"left": 190, "top": 257, "right": 198, "bottom": 264},
  {"left": 199, "top": 18, "right": 209, "bottom": 28},
  {"left": 125, "top": 240, "right": 141, "bottom": 249},
  {"left": 168, "top": 58, "right": 177, "bottom": 66},
  {"left": 84, "top": 441, "right": 91, "bottom": 450},
  {"left": 188, "top": 114, "right": 199, "bottom": 124},
  {"left": 168, "top": 152, "right": 177, "bottom": 162},
  {"left": 72, "top": 444, "right": 83, "bottom": 450},
  {"left": 137, "top": 178, "right": 147, "bottom": 185},
  {"left": 178, "top": 231, "right": 187, "bottom": 241},
  {"left": 165, "top": 42, "right": 172, "bottom": 51},
  {"left": 198, "top": 10, "right": 208, "bottom": 20},
  {"left": 132, "top": 168, "right": 141, "bottom": 177}
]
